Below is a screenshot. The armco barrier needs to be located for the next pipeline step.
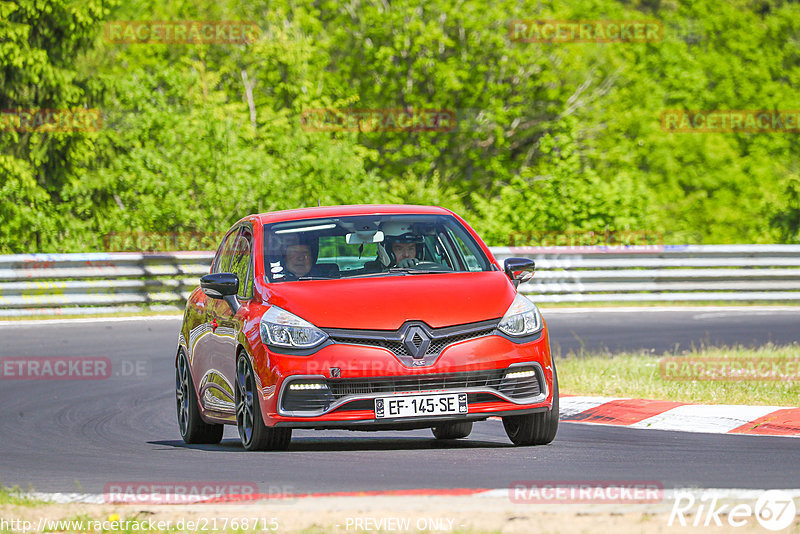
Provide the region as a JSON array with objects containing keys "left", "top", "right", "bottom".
[
  {"left": 1, "top": 245, "right": 799, "bottom": 315},
  {"left": 495, "top": 244, "right": 800, "bottom": 302},
  {"left": 0, "top": 252, "right": 214, "bottom": 316}
]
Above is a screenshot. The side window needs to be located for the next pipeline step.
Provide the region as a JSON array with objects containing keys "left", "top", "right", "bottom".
[
  {"left": 213, "top": 230, "right": 238, "bottom": 274},
  {"left": 444, "top": 228, "right": 484, "bottom": 272},
  {"left": 229, "top": 227, "right": 253, "bottom": 298},
  {"left": 211, "top": 233, "right": 231, "bottom": 273}
]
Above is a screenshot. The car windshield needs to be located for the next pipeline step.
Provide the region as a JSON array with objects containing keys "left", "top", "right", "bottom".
[{"left": 263, "top": 214, "right": 491, "bottom": 282}]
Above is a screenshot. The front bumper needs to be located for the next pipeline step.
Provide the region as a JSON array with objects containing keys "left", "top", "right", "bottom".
[
  {"left": 258, "top": 327, "right": 554, "bottom": 428},
  {"left": 278, "top": 361, "right": 547, "bottom": 417}
]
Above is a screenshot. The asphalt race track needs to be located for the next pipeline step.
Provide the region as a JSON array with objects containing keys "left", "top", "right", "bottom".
[{"left": 0, "top": 307, "right": 798, "bottom": 494}]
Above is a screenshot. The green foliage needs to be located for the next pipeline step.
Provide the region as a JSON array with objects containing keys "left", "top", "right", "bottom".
[
  {"left": 770, "top": 178, "right": 800, "bottom": 243},
  {"left": 1, "top": 0, "right": 798, "bottom": 252},
  {"left": 0, "top": 0, "right": 113, "bottom": 251},
  {"left": 471, "top": 116, "right": 648, "bottom": 244}
]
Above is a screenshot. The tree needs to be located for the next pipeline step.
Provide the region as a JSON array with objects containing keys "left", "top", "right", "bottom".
[{"left": 0, "top": 0, "right": 112, "bottom": 252}]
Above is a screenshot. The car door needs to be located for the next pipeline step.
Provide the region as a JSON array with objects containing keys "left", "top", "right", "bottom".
[
  {"left": 204, "top": 225, "right": 255, "bottom": 419},
  {"left": 190, "top": 228, "right": 239, "bottom": 420}
]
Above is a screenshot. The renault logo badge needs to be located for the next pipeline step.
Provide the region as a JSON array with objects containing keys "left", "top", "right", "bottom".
[{"left": 403, "top": 326, "right": 431, "bottom": 359}]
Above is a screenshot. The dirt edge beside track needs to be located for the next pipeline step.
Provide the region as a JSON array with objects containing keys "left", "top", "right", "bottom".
[{"left": 2, "top": 495, "right": 796, "bottom": 533}]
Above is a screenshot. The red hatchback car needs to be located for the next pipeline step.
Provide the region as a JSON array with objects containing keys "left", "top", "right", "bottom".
[{"left": 176, "top": 205, "right": 558, "bottom": 450}]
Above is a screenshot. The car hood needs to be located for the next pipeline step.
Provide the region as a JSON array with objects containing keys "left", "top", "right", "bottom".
[{"left": 265, "top": 271, "right": 516, "bottom": 330}]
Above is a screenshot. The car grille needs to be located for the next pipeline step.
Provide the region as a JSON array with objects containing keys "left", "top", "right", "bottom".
[
  {"left": 280, "top": 367, "right": 543, "bottom": 414},
  {"left": 327, "top": 369, "right": 506, "bottom": 396},
  {"left": 325, "top": 319, "right": 499, "bottom": 360},
  {"left": 331, "top": 328, "right": 495, "bottom": 357}
]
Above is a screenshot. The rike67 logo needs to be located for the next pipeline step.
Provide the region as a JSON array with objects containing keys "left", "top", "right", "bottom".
[{"left": 669, "top": 490, "right": 797, "bottom": 531}]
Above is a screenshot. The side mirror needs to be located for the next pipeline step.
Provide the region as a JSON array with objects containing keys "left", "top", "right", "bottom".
[
  {"left": 200, "top": 273, "right": 240, "bottom": 313},
  {"left": 503, "top": 258, "right": 535, "bottom": 288}
]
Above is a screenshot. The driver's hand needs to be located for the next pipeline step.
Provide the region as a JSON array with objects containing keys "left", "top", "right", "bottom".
[{"left": 397, "top": 258, "right": 419, "bottom": 268}]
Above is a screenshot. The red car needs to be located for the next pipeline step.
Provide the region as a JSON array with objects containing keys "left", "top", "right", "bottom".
[{"left": 176, "top": 205, "right": 558, "bottom": 450}]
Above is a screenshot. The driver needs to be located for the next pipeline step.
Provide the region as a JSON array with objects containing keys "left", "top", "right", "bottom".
[
  {"left": 392, "top": 241, "right": 418, "bottom": 267},
  {"left": 379, "top": 222, "right": 424, "bottom": 268}
]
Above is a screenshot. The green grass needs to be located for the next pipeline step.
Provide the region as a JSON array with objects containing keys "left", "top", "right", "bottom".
[
  {"left": 558, "top": 343, "right": 800, "bottom": 406},
  {"left": 0, "top": 485, "right": 39, "bottom": 506}
]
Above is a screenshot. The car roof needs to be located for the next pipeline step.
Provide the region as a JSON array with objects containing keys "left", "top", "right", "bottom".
[{"left": 244, "top": 204, "right": 456, "bottom": 226}]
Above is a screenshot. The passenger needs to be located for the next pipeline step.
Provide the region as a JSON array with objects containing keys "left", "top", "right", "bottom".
[
  {"left": 278, "top": 238, "right": 339, "bottom": 280},
  {"left": 284, "top": 243, "right": 313, "bottom": 278}
]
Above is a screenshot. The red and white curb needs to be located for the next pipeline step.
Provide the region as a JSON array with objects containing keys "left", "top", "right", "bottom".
[{"left": 560, "top": 396, "right": 800, "bottom": 437}]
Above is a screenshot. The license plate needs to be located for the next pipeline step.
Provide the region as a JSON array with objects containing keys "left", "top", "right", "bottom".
[{"left": 374, "top": 393, "right": 468, "bottom": 419}]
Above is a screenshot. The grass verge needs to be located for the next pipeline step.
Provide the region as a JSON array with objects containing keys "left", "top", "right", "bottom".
[
  {"left": 0, "top": 485, "right": 39, "bottom": 507},
  {"left": 558, "top": 343, "right": 800, "bottom": 406}
]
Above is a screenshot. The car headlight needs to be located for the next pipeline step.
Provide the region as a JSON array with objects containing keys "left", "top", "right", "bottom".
[
  {"left": 498, "top": 294, "right": 543, "bottom": 336},
  {"left": 260, "top": 306, "right": 328, "bottom": 349}
]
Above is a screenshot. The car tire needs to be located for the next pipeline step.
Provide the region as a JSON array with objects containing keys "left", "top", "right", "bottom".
[
  {"left": 235, "top": 352, "right": 292, "bottom": 451},
  {"left": 431, "top": 421, "right": 473, "bottom": 440},
  {"left": 176, "top": 350, "right": 224, "bottom": 444},
  {"left": 502, "top": 363, "right": 559, "bottom": 446}
]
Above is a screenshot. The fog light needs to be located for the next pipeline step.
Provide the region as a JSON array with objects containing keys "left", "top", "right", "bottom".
[
  {"left": 504, "top": 369, "right": 536, "bottom": 380},
  {"left": 498, "top": 367, "right": 541, "bottom": 399},
  {"left": 282, "top": 380, "right": 335, "bottom": 414},
  {"left": 289, "top": 383, "right": 326, "bottom": 391}
]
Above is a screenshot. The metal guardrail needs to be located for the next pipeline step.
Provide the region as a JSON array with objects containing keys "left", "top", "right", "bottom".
[
  {"left": 1, "top": 245, "right": 799, "bottom": 315},
  {"left": 0, "top": 252, "right": 213, "bottom": 316},
  {"left": 495, "top": 244, "right": 800, "bottom": 302}
]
